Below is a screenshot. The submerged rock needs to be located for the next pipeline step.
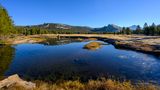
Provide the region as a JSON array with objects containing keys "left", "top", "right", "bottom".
[{"left": 0, "top": 74, "right": 36, "bottom": 89}]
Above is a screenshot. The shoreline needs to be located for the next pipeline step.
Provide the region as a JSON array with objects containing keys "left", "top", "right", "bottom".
[
  {"left": 1, "top": 34, "right": 160, "bottom": 56},
  {"left": 59, "top": 34, "right": 160, "bottom": 56},
  {"left": 0, "top": 74, "right": 159, "bottom": 90}
]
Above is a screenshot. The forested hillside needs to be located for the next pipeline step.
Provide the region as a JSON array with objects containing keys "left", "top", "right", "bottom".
[{"left": 15, "top": 23, "right": 93, "bottom": 35}]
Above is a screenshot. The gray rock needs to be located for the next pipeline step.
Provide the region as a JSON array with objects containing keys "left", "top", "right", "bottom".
[{"left": 0, "top": 74, "right": 36, "bottom": 89}]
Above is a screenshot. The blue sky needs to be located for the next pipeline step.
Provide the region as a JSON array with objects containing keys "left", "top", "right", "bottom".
[{"left": 1, "top": 0, "right": 160, "bottom": 27}]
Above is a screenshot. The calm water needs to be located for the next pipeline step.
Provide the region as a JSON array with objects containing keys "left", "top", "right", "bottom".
[{"left": 1, "top": 39, "right": 160, "bottom": 83}]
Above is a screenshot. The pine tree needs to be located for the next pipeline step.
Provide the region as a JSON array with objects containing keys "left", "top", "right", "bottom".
[
  {"left": 143, "top": 23, "right": 148, "bottom": 29},
  {"left": 121, "top": 27, "right": 126, "bottom": 34},
  {"left": 126, "top": 27, "right": 131, "bottom": 35},
  {"left": 0, "top": 5, "right": 14, "bottom": 36},
  {"left": 150, "top": 23, "right": 157, "bottom": 36},
  {"left": 135, "top": 25, "right": 141, "bottom": 34}
]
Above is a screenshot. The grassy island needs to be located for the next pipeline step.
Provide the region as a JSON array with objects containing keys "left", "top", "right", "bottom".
[{"left": 83, "top": 42, "right": 102, "bottom": 50}]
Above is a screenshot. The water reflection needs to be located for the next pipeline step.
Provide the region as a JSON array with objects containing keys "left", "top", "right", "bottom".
[
  {"left": 40, "top": 38, "right": 84, "bottom": 46},
  {"left": 0, "top": 45, "right": 15, "bottom": 79},
  {"left": 2, "top": 39, "right": 160, "bottom": 83}
]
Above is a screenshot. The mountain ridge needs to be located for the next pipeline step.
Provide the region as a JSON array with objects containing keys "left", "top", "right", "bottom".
[{"left": 17, "top": 23, "right": 139, "bottom": 33}]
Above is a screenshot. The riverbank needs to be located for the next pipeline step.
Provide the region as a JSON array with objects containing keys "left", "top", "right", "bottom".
[
  {"left": 0, "top": 34, "right": 57, "bottom": 45},
  {"left": 0, "top": 74, "right": 159, "bottom": 90},
  {"left": 1, "top": 34, "right": 160, "bottom": 56},
  {"left": 60, "top": 34, "right": 160, "bottom": 56}
]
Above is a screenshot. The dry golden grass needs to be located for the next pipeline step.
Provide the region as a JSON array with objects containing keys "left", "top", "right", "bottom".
[
  {"left": 83, "top": 42, "right": 102, "bottom": 50},
  {"left": 2, "top": 34, "right": 160, "bottom": 46},
  {"left": 35, "top": 80, "right": 160, "bottom": 90},
  {"left": 2, "top": 79, "right": 159, "bottom": 90}
]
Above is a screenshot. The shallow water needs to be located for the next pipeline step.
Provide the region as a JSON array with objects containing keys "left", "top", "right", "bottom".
[{"left": 1, "top": 39, "right": 160, "bottom": 83}]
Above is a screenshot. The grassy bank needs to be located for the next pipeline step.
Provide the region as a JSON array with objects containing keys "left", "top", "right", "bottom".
[
  {"left": 1, "top": 34, "right": 159, "bottom": 56},
  {"left": 4, "top": 79, "right": 160, "bottom": 90}
]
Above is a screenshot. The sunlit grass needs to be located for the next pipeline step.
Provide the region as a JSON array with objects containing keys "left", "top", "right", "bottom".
[
  {"left": 83, "top": 42, "right": 102, "bottom": 50},
  {"left": 0, "top": 40, "right": 5, "bottom": 44},
  {"left": 3, "top": 79, "right": 159, "bottom": 90}
]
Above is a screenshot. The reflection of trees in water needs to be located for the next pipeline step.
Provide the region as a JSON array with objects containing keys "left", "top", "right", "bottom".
[
  {"left": 25, "top": 68, "right": 98, "bottom": 82},
  {"left": 24, "top": 62, "right": 106, "bottom": 82},
  {"left": 40, "top": 38, "right": 83, "bottom": 46},
  {"left": 0, "top": 45, "right": 15, "bottom": 79}
]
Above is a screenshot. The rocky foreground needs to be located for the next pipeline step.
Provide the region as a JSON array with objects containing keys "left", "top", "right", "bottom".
[{"left": 0, "top": 74, "right": 35, "bottom": 90}]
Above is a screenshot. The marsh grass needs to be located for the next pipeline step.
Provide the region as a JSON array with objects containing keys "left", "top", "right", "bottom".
[
  {"left": 83, "top": 42, "right": 102, "bottom": 50},
  {"left": 0, "top": 40, "right": 5, "bottom": 44},
  {"left": 3, "top": 79, "right": 160, "bottom": 90}
]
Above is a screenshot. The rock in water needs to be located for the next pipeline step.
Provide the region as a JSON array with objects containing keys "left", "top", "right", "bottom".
[{"left": 0, "top": 74, "right": 36, "bottom": 89}]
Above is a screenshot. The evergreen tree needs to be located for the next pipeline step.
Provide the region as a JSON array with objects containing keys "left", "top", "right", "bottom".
[
  {"left": 143, "top": 23, "right": 148, "bottom": 29},
  {"left": 150, "top": 23, "right": 157, "bottom": 36},
  {"left": 144, "top": 26, "right": 150, "bottom": 35},
  {"left": 143, "top": 23, "right": 160, "bottom": 36},
  {"left": 121, "top": 27, "right": 126, "bottom": 34},
  {"left": 143, "top": 23, "right": 149, "bottom": 35},
  {"left": 126, "top": 27, "right": 131, "bottom": 35},
  {"left": 135, "top": 25, "right": 141, "bottom": 34},
  {"left": 0, "top": 5, "right": 14, "bottom": 36}
]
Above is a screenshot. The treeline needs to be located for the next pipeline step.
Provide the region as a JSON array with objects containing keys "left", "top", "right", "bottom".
[
  {"left": 143, "top": 23, "right": 160, "bottom": 36},
  {"left": 113, "top": 23, "right": 160, "bottom": 36},
  {"left": 12, "top": 23, "right": 160, "bottom": 36},
  {"left": 15, "top": 27, "right": 49, "bottom": 35},
  {"left": 15, "top": 26, "right": 91, "bottom": 35}
]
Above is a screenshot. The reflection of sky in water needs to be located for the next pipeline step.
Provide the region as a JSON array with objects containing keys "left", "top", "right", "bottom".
[
  {"left": 4, "top": 40, "right": 160, "bottom": 83},
  {"left": 118, "top": 52, "right": 160, "bottom": 77}
]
